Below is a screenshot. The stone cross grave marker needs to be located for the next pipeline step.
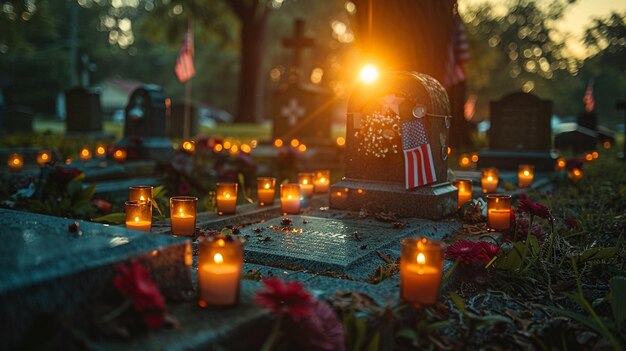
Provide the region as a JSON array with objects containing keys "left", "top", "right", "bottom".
[
  {"left": 271, "top": 19, "right": 333, "bottom": 145},
  {"left": 118, "top": 84, "right": 173, "bottom": 161},
  {"left": 478, "top": 91, "right": 556, "bottom": 171},
  {"left": 329, "top": 71, "right": 457, "bottom": 219}
]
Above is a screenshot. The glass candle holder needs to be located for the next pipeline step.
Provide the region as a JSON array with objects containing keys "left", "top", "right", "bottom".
[
  {"left": 481, "top": 168, "right": 499, "bottom": 193},
  {"left": 8, "top": 153, "right": 23, "bottom": 172},
  {"left": 568, "top": 168, "right": 583, "bottom": 181},
  {"left": 257, "top": 177, "right": 276, "bottom": 206},
  {"left": 198, "top": 235, "right": 245, "bottom": 308},
  {"left": 459, "top": 153, "right": 471, "bottom": 168},
  {"left": 95, "top": 144, "right": 107, "bottom": 158},
  {"left": 125, "top": 200, "right": 152, "bottom": 231},
  {"left": 79, "top": 146, "right": 92, "bottom": 161},
  {"left": 298, "top": 172, "right": 315, "bottom": 197},
  {"left": 313, "top": 170, "right": 330, "bottom": 193},
  {"left": 400, "top": 237, "right": 444, "bottom": 307},
  {"left": 451, "top": 180, "right": 472, "bottom": 208},
  {"left": 170, "top": 196, "right": 197, "bottom": 236},
  {"left": 280, "top": 183, "right": 301, "bottom": 214},
  {"left": 518, "top": 164, "right": 535, "bottom": 188},
  {"left": 555, "top": 158, "right": 566, "bottom": 171},
  {"left": 486, "top": 194, "right": 512, "bottom": 231},
  {"left": 113, "top": 148, "right": 127, "bottom": 163},
  {"left": 37, "top": 150, "right": 52, "bottom": 166},
  {"left": 129, "top": 185, "right": 153, "bottom": 203},
  {"left": 216, "top": 182, "right": 238, "bottom": 215}
]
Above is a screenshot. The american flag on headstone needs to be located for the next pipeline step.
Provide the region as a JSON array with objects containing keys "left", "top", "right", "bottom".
[
  {"left": 175, "top": 25, "right": 195, "bottom": 83},
  {"left": 402, "top": 119, "right": 437, "bottom": 189}
]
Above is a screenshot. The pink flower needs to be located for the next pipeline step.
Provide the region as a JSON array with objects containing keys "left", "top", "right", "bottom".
[
  {"left": 93, "top": 198, "right": 112, "bottom": 214},
  {"left": 254, "top": 278, "right": 313, "bottom": 320},
  {"left": 286, "top": 299, "right": 345, "bottom": 351},
  {"left": 478, "top": 241, "right": 500, "bottom": 258},
  {"left": 517, "top": 194, "right": 551, "bottom": 219},
  {"left": 516, "top": 215, "right": 547, "bottom": 242},
  {"left": 113, "top": 262, "right": 166, "bottom": 329},
  {"left": 445, "top": 240, "right": 495, "bottom": 264}
]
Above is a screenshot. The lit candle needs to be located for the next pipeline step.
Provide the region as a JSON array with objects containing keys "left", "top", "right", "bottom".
[
  {"left": 280, "top": 183, "right": 301, "bottom": 214},
  {"left": 182, "top": 140, "right": 195, "bottom": 153},
  {"left": 125, "top": 200, "right": 152, "bottom": 231},
  {"left": 79, "top": 146, "right": 92, "bottom": 161},
  {"left": 129, "top": 185, "right": 153, "bottom": 203},
  {"left": 471, "top": 153, "right": 479, "bottom": 163},
  {"left": 481, "top": 168, "right": 499, "bottom": 193},
  {"left": 568, "top": 168, "right": 583, "bottom": 181},
  {"left": 556, "top": 158, "right": 566, "bottom": 171},
  {"left": 313, "top": 170, "right": 330, "bottom": 193},
  {"left": 216, "top": 182, "right": 238, "bottom": 215},
  {"left": 298, "top": 173, "right": 315, "bottom": 197},
  {"left": 113, "top": 148, "right": 127, "bottom": 163},
  {"left": 400, "top": 237, "right": 444, "bottom": 307},
  {"left": 459, "top": 153, "right": 471, "bottom": 168},
  {"left": 95, "top": 144, "right": 107, "bottom": 158},
  {"left": 7, "top": 153, "right": 23, "bottom": 172},
  {"left": 198, "top": 235, "right": 245, "bottom": 307},
  {"left": 517, "top": 164, "right": 534, "bottom": 188},
  {"left": 170, "top": 196, "right": 197, "bottom": 236},
  {"left": 37, "top": 150, "right": 52, "bottom": 166},
  {"left": 257, "top": 177, "right": 276, "bottom": 206},
  {"left": 451, "top": 180, "right": 472, "bottom": 208},
  {"left": 486, "top": 194, "right": 511, "bottom": 231}
]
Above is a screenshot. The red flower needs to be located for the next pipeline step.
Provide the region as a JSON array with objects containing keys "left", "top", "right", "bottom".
[
  {"left": 113, "top": 262, "right": 166, "bottom": 329},
  {"left": 254, "top": 278, "right": 313, "bottom": 320},
  {"left": 517, "top": 194, "right": 551, "bottom": 219},
  {"left": 445, "top": 240, "right": 492, "bottom": 264},
  {"left": 286, "top": 299, "right": 345, "bottom": 351},
  {"left": 93, "top": 198, "right": 112, "bottom": 214},
  {"left": 478, "top": 241, "right": 500, "bottom": 258},
  {"left": 516, "top": 215, "right": 547, "bottom": 242}
]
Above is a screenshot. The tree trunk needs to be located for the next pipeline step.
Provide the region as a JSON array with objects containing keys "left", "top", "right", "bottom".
[{"left": 235, "top": 12, "right": 268, "bottom": 123}]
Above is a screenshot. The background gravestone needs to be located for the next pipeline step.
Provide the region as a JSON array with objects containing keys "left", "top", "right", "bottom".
[
  {"left": 553, "top": 111, "right": 615, "bottom": 153},
  {"left": 117, "top": 84, "right": 173, "bottom": 161},
  {"left": 64, "top": 87, "right": 103, "bottom": 134},
  {"left": 271, "top": 19, "right": 333, "bottom": 145},
  {"left": 330, "top": 71, "right": 457, "bottom": 219},
  {"left": 478, "top": 92, "right": 556, "bottom": 171},
  {"left": 169, "top": 101, "right": 198, "bottom": 139},
  {"left": 0, "top": 105, "right": 33, "bottom": 134}
]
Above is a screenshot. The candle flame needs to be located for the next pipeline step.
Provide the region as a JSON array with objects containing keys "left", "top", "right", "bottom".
[
  {"left": 217, "top": 239, "right": 225, "bottom": 247},
  {"left": 41, "top": 153, "right": 49, "bottom": 160},
  {"left": 214, "top": 253, "right": 224, "bottom": 264},
  {"left": 12, "top": 158, "right": 19, "bottom": 165},
  {"left": 179, "top": 207, "right": 185, "bottom": 217},
  {"left": 523, "top": 170, "right": 530, "bottom": 176},
  {"left": 225, "top": 193, "right": 231, "bottom": 199},
  {"left": 487, "top": 176, "right": 493, "bottom": 182},
  {"left": 97, "top": 146, "right": 105, "bottom": 155},
  {"left": 287, "top": 195, "right": 292, "bottom": 200},
  {"left": 320, "top": 177, "right": 326, "bottom": 183},
  {"left": 134, "top": 216, "right": 139, "bottom": 223},
  {"left": 264, "top": 183, "right": 270, "bottom": 189},
  {"left": 574, "top": 169, "right": 581, "bottom": 176},
  {"left": 302, "top": 179, "right": 308, "bottom": 185},
  {"left": 417, "top": 253, "right": 426, "bottom": 265}
]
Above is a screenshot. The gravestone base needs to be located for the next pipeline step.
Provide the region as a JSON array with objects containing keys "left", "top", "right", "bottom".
[
  {"left": 329, "top": 179, "right": 457, "bottom": 219},
  {"left": 117, "top": 136, "right": 174, "bottom": 163},
  {"left": 477, "top": 150, "right": 558, "bottom": 171}
]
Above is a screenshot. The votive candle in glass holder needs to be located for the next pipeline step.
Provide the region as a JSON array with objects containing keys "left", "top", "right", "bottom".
[
  {"left": 298, "top": 172, "right": 315, "bottom": 197},
  {"left": 8, "top": 153, "right": 23, "bottom": 172},
  {"left": 518, "top": 164, "right": 535, "bottom": 188},
  {"left": 555, "top": 158, "right": 566, "bottom": 171},
  {"left": 129, "top": 185, "right": 153, "bottom": 203},
  {"left": 216, "top": 182, "right": 238, "bottom": 215},
  {"left": 459, "top": 153, "right": 471, "bottom": 168},
  {"left": 37, "top": 150, "right": 52, "bottom": 166},
  {"left": 95, "top": 144, "right": 107, "bottom": 158},
  {"left": 400, "top": 237, "right": 444, "bottom": 307},
  {"left": 568, "top": 168, "right": 583, "bottom": 181},
  {"left": 313, "top": 170, "right": 330, "bottom": 193},
  {"left": 451, "top": 179, "right": 472, "bottom": 208},
  {"left": 125, "top": 200, "right": 152, "bottom": 231},
  {"left": 79, "top": 146, "right": 92, "bottom": 161},
  {"left": 170, "top": 196, "right": 197, "bottom": 236},
  {"left": 257, "top": 177, "right": 276, "bottom": 206},
  {"left": 481, "top": 168, "right": 499, "bottom": 193},
  {"left": 280, "top": 183, "right": 301, "bottom": 214},
  {"left": 486, "top": 194, "right": 512, "bottom": 231},
  {"left": 113, "top": 148, "right": 127, "bottom": 163},
  {"left": 198, "top": 235, "right": 245, "bottom": 307}
]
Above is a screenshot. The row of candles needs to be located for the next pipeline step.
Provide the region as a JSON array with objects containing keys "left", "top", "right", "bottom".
[{"left": 5, "top": 146, "right": 127, "bottom": 172}]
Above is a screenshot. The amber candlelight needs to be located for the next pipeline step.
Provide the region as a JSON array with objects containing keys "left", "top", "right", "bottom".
[
  {"left": 8, "top": 153, "right": 23, "bottom": 172},
  {"left": 486, "top": 194, "right": 512, "bottom": 231},
  {"left": 481, "top": 168, "right": 499, "bottom": 193},
  {"left": 170, "top": 196, "right": 197, "bottom": 236},
  {"left": 517, "top": 165, "right": 534, "bottom": 188},
  {"left": 113, "top": 148, "right": 127, "bottom": 163},
  {"left": 198, "top": 235, "right": 245, "bottom": 307},
  {"left": 280, "top": 183, "right": 301, "bottom": 214},
  {"left": 95, "top": 144, "right": 107, "bottom": 158},
  {"left": 556, "top": 158, "right": 566, "bottom": 171},
  {"left": 459, "top": 153, "right": 471, "bottom": 168},
  {"left": 79, "top": 146, "right": 92, "bottom": 161},
  {"left": 129, "top": 185, "right": 153, "bottom": 203},
  {"left": 400, "top": 237, "right": 444, "bottom": 307},
  {"left": 216, "top": 182, "right": 238, "bottom": 215},
  {"left": 298, "top": 172, "right": 315, "bottom": 197},
  {"left": 257, "top": 177, "right": 276, "bottom": 206},
  {"left": 451, "top": 180, "right": 472, "bottom": 208},
  {"left": 568, "top": 168, "right": 583, "bottom": 181},
  {"left": 37, "top": 150, "right": 52, "bottom": 166},
  {"left": 125, "top": 200, "right": 152, "bottom": 232},
  {"left": 313, "top": 170, "right": 330, "bottom": 193}
]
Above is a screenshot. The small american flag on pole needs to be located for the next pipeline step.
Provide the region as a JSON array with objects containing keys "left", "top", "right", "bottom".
[
  {"left": 175, "top": 25, "right": 195, "bottom": 83},
  {"left": 583, "top": 78, "right": 594, "bottom": 112},
  {"left": 402, "top": 119, "right": 437, "bottom": 189}
]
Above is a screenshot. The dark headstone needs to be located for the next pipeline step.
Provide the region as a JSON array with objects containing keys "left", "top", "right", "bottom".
[
  {"left": 577, "top": 111, "right": 597, "bottom": 131},
  {"left": 478, "top": 92, "right": 556, "bottom": 171},
  {"left": 330, "top": 71, "right": 457, "bottom": 219},
  {"left": 65, "top": 87, "right": 102, "bottom": 133},
  {"left": 0, "top": 105, "right": 33, "bottom": 134},
  {"left": 554, "top": 123, "right": 597, "bottom": 153},
  {"left": 169, "top": 101, "right": 198, "bottom": 139},
  {"left": 118, "top": 84, "right": 173, "bottom": 161}
]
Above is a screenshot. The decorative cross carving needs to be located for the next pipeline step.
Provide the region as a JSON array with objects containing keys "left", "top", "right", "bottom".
[
  {"left": 281, "top": 98, "right": 306, "bottom": 126},
  {"left": 282, "top": 19, "right": 314, "bottom": 81}
]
